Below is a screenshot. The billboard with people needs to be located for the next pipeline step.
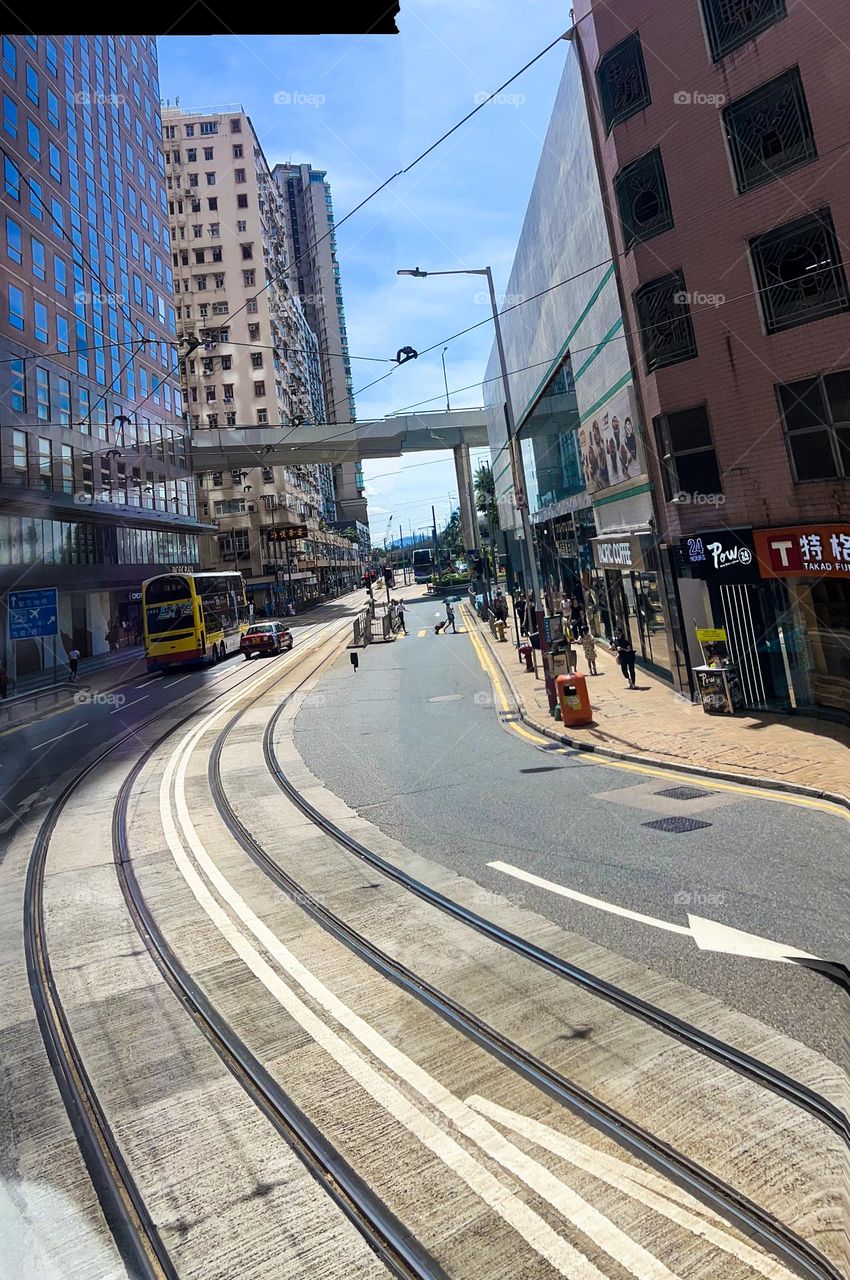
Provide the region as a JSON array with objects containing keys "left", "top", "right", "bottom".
[{"left": 577, "top": 384, "right": 645, "bottom": 496}]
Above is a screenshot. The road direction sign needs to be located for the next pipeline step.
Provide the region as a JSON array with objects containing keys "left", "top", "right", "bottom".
[{"left": 8, "top": 588, "right": 58, "bottom": 639}]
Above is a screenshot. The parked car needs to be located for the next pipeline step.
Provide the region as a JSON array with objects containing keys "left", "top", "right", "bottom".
[{"left": 240, "top": 621, "right": 293, "bottom": 659}]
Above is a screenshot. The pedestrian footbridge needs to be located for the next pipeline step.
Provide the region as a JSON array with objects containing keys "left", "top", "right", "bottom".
[{"left": 190, "top": 408, "right": 488, "bottom": 470}]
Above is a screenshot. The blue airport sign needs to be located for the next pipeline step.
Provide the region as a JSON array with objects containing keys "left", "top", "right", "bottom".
[{"left": 8, "top": 587, "right": 58, "bottom": 639}]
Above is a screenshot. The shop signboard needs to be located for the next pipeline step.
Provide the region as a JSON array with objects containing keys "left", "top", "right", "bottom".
[
  {"left": 578, "top": 384, "right": 644, "bottom": 496},
  {"left": 753, "top": 524, "right": 850, "bottom": 578},
  {"left": 682, "top": 528, "right": 759, "bottom": 583},
  {"left": 591, "top": 532, "right": 653, "bottom": 572},
  {"left": 267, "top": 524, "right": 309, "bottom": 543},
  {"left": 543, "top": 613, "right": 565, "bottom": 645}
]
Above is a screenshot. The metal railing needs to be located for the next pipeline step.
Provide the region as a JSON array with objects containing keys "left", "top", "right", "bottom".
[{"left": 0, "top": 682, "right": 81, "bottom": 726}]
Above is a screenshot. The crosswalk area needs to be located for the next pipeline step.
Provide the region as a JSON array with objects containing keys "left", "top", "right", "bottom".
[{"left": 407, "top": 627, "right": 468, "bottom": 638}]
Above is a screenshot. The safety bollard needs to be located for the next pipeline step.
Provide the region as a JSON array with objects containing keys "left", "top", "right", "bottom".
[{"left": 519, "top": 643, "right": 534, "bottom": 673}]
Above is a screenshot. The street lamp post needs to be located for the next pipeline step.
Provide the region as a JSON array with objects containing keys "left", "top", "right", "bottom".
[{"left": 398, "top": 266, "right": 550, "bottom": 701}]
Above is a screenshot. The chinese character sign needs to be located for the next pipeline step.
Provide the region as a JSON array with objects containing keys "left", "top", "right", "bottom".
[
  {"left": 266, "top": 525, "right": 309, "bottom": 543},
  {"left": 8, "top": 588, "right": 58, "bottom": 639},
  {"left": 753, "top": 525, "right": 850, "bottom": 577}
]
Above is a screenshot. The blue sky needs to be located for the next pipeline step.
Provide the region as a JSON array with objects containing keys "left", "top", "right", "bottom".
[{"left": 158, "top": 3, "right": 568, "bottom": 541}]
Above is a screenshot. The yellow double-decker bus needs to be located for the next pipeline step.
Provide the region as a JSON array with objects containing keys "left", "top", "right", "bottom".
[{"left": 142, "top": 571, "right": 249, "bottom": 672}]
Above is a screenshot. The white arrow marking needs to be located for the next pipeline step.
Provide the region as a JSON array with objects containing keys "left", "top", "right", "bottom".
[{"left": 487, "top": 861, "right": 820, "bottom": 964}]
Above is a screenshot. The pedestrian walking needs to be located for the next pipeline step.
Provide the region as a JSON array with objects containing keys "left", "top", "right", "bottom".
[
  {"left": 568, "top": 596, "right": 584, "bottom": 640},
  {"left": 580, "top": 627, "right": 598, "bottom": 675},
  {"left": 613, "top": 628, "right": 636, "bottom": 688},
  {"left": 0, "top": 664, "right": 9, "bottom": 699},
  {"left": 68, "top": 647, "right": 80, "bottom": 681},
  {"left": 395, "top": 600, "right": 407, "bottom": 634},
  {"left": 445, "top": 601, "right": 456, "bottom": 633}
]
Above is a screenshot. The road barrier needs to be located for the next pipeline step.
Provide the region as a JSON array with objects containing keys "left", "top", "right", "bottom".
[{"left": 0, "top": 682, "right": 84, "bottom": 727}]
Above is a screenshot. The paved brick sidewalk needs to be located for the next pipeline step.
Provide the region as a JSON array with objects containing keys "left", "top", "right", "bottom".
[{"left": 470, "top": 602, "right": 850, "bottom": 807}]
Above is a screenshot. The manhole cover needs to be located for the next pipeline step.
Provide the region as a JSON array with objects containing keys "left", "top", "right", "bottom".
[
  {"left": 654, "top": 786, "right": 714, "bottom": 801},
  {"left": 642, "top": 817, "right": 713, "bottom": 834}
]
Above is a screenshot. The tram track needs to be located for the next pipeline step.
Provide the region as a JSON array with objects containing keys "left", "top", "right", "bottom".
[
  {"left": 189, "top": 669, "right": 843, "bottom": 1280},
  {"left": 23, "top": 609, "right": 440, "bottom": 1280}
]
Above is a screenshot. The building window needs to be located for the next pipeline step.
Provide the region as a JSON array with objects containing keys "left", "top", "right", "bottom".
[
  {"left": 237, "top": 193, "right": 248, "bottom": 209},
  {"left": 241, "top": 242, "right": 253, "bottom": 259},
  {"left": 237, "top": 220, "right": 247, "bottom": 232},
  {"left": 749, "top": 208, "right": 849, "bottom": 335},
  {"left": 225, "top": 411, "right": 236, "bottom": 425},
  {"left": 6, "top": 215, "right": 21, "bottom": 263},
  {"left": 196, "top": 275, "right": 207, "bottom": 290},
  {"left": 194, "top": 249, "right": 206, "bottom": 264},
  {"left": 56, "top": 375, "right": 71, "bottom": 425},
  {"left": 203, "top": 146, "right": 214, "bottom": 160},
  {"left": 214, "top": 273, "right": 225, "bottom": 288},
  {"left": 221, "top": 354, "right": 232, "bottom": 370},
  {"left": 634, "top": 271, "right": 697, "bottom": 372},
  {"left": 11, "top": 430, "right": 27, "bottom": 484},
  {"left": 36, "top": 369, "right": 51, "bottom": 424},
  {"left": 31, "top": 235, "right": 45, "bottom": 280},
  {"left": 222, "top": 383, "right": 234, "bottom": 401},
  {"left": 3, "top": 93, "right": 17, "bottom": 138},
  {"left": 60, "top": 444, "right": 73, "bottom": 493},
  {"left": 205, "top": 171, "right": 215, "bottom": 185},
  {"left": 251, "top": 351, "right": 263, "bottom": 368},
  {"left": 37, "top": 435, "right": 52, "bottom": 488},
  {"left": 777, "top": 369, "right": 850, "bottom": 481},
  {"left": 653, "top": 406, "right": 722, "bottom": 500},
  {"left": 234, "top": 168, "right": 246, "bottom": 183},
  {"left": 192, "top": 224, "right": 203, "bottom": 238},
  {"left": 10, "top": 357, "right": 26, "bottom": 412},
  {"left": 25, "top": 64, "right": 39, "bottom": 106},
  {"left": 262, "top": 467, "right": 274, "bottom": 483},
  {"left": 209, "top": 224, "right": 220, "bottom": 239},
  {"left": 700, "top": 0, "right": 786, "bottom": 61},
  {"left": 248, "top": 323, "right": 260, "bottom": 340},
  {"left": 56, "top": 314, "right": 69, "bottom": 352},
  {"left": 5, "top": 155, "right": 20, "bottom": 201},
  {"left": 186, "top": 147, "right": 197, "bottom": 161},
  {"left": 233, "top": 144, "right": 243, "bottom": 158},
  {"left": 53, "top": 254, "right": 66, "bottom": 294},
  {"left": 8, "top": 284, "right": 24, "bottom": 330},
  {"left": 243, "top": 270, "right": 255, "bottom": 286},
  {"left": 230, "top": 117, "right": 241, "bottom": 132},
  {"left": 2, "top": 36, "right": 16, "bottom": 77},
  {"left": 200, "top": 121, "right": 217, "bottom": 135},
  {"left": 246, "top": 297, "right": 258, "bottom": 314},
  {"left": 207, "top": 412, "right": 218, "bottom": 427},
  {"left": 257, "top": 408, "right": 268, "bottom": 424},
  {"left": 211, "top": 246, "right": 222, "bottom": 262},
  {"left": 614, "top": 148, "right": 673, "bottom": 248},
  {"left": 205, "top": 385, "right": 216, "bottom": 401},
  {"left": 207, "top": 196, "right": 217, "bottom": 210},
  {"left": 724, "top": 68, "right": 816, "bottom": 194},
  {"left": 254, "top": 380, "right": 265, "bottom": 396},
  {"left": 596, "top": 33, "right": 650, "bottom": 133}
]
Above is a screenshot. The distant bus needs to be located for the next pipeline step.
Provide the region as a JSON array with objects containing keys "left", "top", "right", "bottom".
[
  {"left": 142, "top": 571, "right": 249, "bottom": 671},
  {"left": 412, "top": 548, "right": 434, "bottom": 583}
]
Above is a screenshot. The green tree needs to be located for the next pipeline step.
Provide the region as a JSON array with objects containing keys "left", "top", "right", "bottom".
[
  {"left": 439, "top": 508, "right": 464, "bottom": 560},
  {"left": 474, "top": 461, "right": 498, "bottom": 532}
]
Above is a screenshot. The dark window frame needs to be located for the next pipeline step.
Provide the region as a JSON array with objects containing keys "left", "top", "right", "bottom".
[
  {"left": 614, "top": 147, "right": 673, "bottom": 248},
  {"left": 776, "top": 369, "right": 850, "bottom": 483},
  {"left": 634, "top": 270, "right": 698, "bottom": 373},
  {"left": 723, "top": 67, "right": 816, "bottom": 194},
  {"left": 749, "top": 207, "right": 850, "bottom": 335},
  {"left": 596, "top": 32, "right": 651, "bottom": 134},
  {"left": 652, "top": 404, "right": 723, "bottom": 501},
  {"left": 700, "top": 0, "right": 786, "bottom": 61}
]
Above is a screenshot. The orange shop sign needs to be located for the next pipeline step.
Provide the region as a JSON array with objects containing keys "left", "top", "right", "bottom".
[{"left": 753, "top": 525, "right": 850, "bottom": 578}]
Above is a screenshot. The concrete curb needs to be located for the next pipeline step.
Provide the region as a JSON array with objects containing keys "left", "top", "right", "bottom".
[{"left": 471, "top": 610, "right": 850, "bottom": 817}]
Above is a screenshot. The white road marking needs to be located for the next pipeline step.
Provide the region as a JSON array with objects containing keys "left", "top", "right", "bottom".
[
  {"left": 0, "top": 787, "right": 46, "bottom": 831},
  {"left": 157, "top": 699, "right": 607, "bottom": 1276},
  {"left": 135, "top": 678, "right": 160, "bottom": 688},
  {"left": 30, "top": 725, "right": 83, "bottom": 750},
  {"left": 487, "top": 862, "right": 820, "bottom": 963},
  {"left": 170, "top": 673, "right": 194, "bottom": 684},
  {"left": 111, "top": 696, "right": 147, "bottom": 714},
  {"left": 488, "top": 861, "right": 691, "bottom": 936},
  {"left": 466, "top": 1098, "right": 795, "bottom": 1280}
]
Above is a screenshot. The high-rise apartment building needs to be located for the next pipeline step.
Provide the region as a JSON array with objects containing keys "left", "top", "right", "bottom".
[
  {"left": 274, "top": 162, "right": 369, "bottom": 546},
  {"left": 0, "top": 35, "right": 201, "bottom": 680},
  {"left": 163, "top": 108, "right": 359, "bottom": 609}
]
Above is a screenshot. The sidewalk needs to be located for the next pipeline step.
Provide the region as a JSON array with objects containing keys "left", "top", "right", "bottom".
[{"left": 471, "top": 602, "right": 850, "bottom": 809}]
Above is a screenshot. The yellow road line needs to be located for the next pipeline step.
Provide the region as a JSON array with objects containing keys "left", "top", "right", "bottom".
[
  {"left": 462, "top": 605, "right": 850, "bottom": 821},
  {"left": 417, "top": 629, "right": 427, "bottom": 637}
]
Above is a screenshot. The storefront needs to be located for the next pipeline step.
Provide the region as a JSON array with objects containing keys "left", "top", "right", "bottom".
[
  {"left": 533, "top": 502, "right": 597, "bottom": 615},
  {"left": 591, "top": 531, "right": 672, "bottom": 677},
  {"left": 753, "top": 524, "right": 850, "bottom": 715}
]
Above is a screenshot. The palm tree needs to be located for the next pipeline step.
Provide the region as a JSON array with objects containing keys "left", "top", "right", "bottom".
[{"left": 474, "top": 461, "right": 500, "bottom": 581}]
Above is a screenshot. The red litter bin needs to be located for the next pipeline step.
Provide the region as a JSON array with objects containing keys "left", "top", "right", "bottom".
[{"left": 556, "top": 673, "right": 592, "bottom": 726}]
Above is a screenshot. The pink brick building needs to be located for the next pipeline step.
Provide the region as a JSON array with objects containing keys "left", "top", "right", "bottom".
[{"left": 572, "top": 0, "right": 850, "bottom": 715}]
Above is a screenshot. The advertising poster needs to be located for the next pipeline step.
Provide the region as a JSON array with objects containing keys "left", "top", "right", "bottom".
[{"left": 578, "top": 385, "right": 644, "bottom": 496}]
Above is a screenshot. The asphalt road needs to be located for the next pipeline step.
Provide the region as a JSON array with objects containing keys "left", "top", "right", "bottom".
[
  {"left": 294, "top": 591, "right": 848, "bottom": 1060},
  {"left": 0, "top": 596, "right": 361, "bottom": 858}
]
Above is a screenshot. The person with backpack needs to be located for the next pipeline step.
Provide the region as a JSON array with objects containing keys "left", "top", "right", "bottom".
[{"left": 613, "top": 627, "right": 636, "bottom": 688}]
